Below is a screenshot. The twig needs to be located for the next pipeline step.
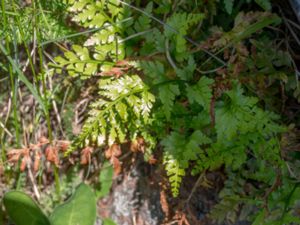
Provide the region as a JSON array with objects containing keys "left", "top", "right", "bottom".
[
  {"left": 263, "top": 168, "right": 281, "bottom": 214},
  {"left": 196, "top": 66, "right": 225, "bottom": 74},
  {"left": 27, "top": 164, "right": 40, "bottom": 200},
  {"left": 47, "top": 71, "right": 66, "bottom": 137},
  {"left": 0, "top": 121, "right": 13, "bottom": 138},
  {"left": 185, "top": 172, "right": 205, "bottom": 205},
  {"left": 165, "top": 39, "right": 178, "bottom": 70}
]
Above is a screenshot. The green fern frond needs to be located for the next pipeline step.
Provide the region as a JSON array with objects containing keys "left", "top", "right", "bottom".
[
  {"left": 186, "top": 76, "right": 214, "bottom": 111},
  {"left": 158, "top": 84, "right": 180, "bottom": 120},
  {"left": 68, "top": 0, "right": 111, "bottom": 28},
  {"left": 164, "top": 13, "right": 205, "bottom": 61},
  {"left": 72, "top": 75, "right": 155, "bottom": 148},
  {"left": 54, "top": 45, "right": 100, "bottom": 79},
  {"left": 53, "top": 0, "right": 126, "bottom": 78},
  {"left": 162, "top": 130, "right": 211, "bottom": 197},
  {"left": 163, "top": 154, "right": 185, "bottom": 197}
]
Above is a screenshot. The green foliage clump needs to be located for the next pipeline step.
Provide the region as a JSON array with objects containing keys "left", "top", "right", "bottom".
[
  {"left": 74, "top": 75, "right": 155, "bottom": 148},
  {"left": 49, "top": 0, "right": 300, "bottom": 224},
  {"left": 0, "top": 0, "right": 72, "bottom": 44}
]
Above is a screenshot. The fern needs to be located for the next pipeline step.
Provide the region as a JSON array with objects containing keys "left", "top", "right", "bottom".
[
  {"left": 52, "top": 0, "right": 289, "bottom": 214},
  {"left": 54, "top": 45, "right": 99, "bottom": 79},
  {"left": 164, "top": 13, "right": 205, "bottom": 61},
  {"left": 162, "top": 130, "right": 211, "bottom": 197},
  {"left": 73, "top": 75, "right": 155, "bottom": 148},
  {"left": 186, "top": 76, "right": 214, "bottom": 112},
  {"left": 52, "top": 0, "right": 126, "bottom": 79},
  {"left": 158, "top": 84, "right": 180, "bottom": 120},
  {"left": 161, "top": 82, "right": 284, "bottom": 196}
]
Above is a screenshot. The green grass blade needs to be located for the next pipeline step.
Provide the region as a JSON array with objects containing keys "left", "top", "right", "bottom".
[{"left": 0, "top": 42, "right": 47, "bottom": 114}]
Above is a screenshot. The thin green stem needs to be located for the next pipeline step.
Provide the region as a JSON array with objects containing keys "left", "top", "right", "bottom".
[
  {"left": 12, "top": 1, "right": 39, "bottom": 92},
  {"left": 1, "top": 0, "right": 20, "bottom": 153},
  {"left": 34, "top": 0, "right": 60, "bottom": 196}
]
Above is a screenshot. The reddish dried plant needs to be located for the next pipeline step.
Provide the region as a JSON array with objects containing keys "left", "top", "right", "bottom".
[
  {"left": 105, "top": 143, "right": 122, "bottom": 175},
  {"left": 80, "top": 146, "right": 93, "bottom": 165},
  {"left": 7, "top": 136, "right": 70, "bottom": 172}
]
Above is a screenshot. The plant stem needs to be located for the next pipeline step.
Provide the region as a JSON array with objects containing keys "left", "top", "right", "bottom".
[
  {"left": 34, "top": 0, "right": 60, "bottom": 197},
  {"left": 1, "top": 0, "right": 20, "bottom": 151}
]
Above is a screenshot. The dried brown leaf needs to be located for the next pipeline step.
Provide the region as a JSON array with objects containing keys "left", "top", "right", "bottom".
[
  {"left": 45, "top": 146, "right": 59, "bottom": 167},
  {"left": 80, "top": 146, "right": 93, "bottom": 165}
]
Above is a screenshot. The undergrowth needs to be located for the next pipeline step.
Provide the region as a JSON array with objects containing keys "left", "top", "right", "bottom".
[{"left": 1, "top": 0, "right": 300, "bottom": 224}]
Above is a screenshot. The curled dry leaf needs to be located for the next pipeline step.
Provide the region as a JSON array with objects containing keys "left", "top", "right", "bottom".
[
  {"left": 115, "top": 59, "right": 131, "bottom": 67},
  {"left": 57, "top": 140, "right": 70, "bottom": 152},
  {"left": 174, "top": 211, "right": 191, "bottom": 225},
  {"left": 19, "top": 148, "right": 31, "bottom": 172},
  {"left": 148, "top": 155, "right": 157, "bottom": 165},
  {"left": 105, "top": 143, "right": 122, "bottom": 159},
  {"left": 100, "top": 60, "right": 133, "bottom": 78},
  {"left": 105, "top": 144, "right": 122, "bottom": 175},
  {"left": 80, "top": 146, "right": 93, "bottom": 165},
  {"left": 110, "top": 156, "right": 122, "bottom": 175},
  {"left": 101, "top": 67, "right": 126, "bottom": 78},
  {"left": 20, "top": 157, "right": 27, "bottom": 172},
  {"left": 45, "top": 146, "right": 59, "bottom": 167},
  {"left": 7, "top": 148, "right": 31, "bottom": 171},
  {"left": 130, "top": 137, "right": 146, "bottom": 153},
  {"left": 7, "top": 149, "right": 24, "bottom": 163},
  {"left": 130, "top": 140, "right": 139, "bottom": 153},
  {"left": 33, "top": 151, "right": 41, "bottom": 172}
]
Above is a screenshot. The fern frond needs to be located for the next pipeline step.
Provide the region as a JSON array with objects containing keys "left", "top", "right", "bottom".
[
  {"left": 186, "top": 76, "right": 214, "bottom": 111},
  {"left": 54, "top": 45, "right": 100, "bottom": 79},
  {"left": 68, "top": 0, "right": 118, "bottom": 28},
  {"left": 164, "top": 13, "right": 205, "bottom": 61},
  {"left": 162, "top": 130, "right": 211, "bottom": 197},
  {"left": 73, "top": 75, "right": 155, "bottom": 148},
  {"left": 163, "top": 154, "right": 185, "bottom": 197},
  {"left": 158, "top": 84, "right": 180, "bottom": 120}
]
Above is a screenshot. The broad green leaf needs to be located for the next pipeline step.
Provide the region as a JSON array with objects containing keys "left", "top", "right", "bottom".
[
  {"left": 103, "top": 218, "right": 117, "bottom": 225},
  {"left": 50, "top": 183, "right": 96, "bottom": 225},
  {"left": 3, "top": 191, "right": 50, "bottom": 225}
]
